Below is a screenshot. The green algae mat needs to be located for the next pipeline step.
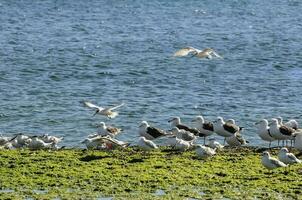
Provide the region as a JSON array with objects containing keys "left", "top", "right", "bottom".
[{"left": 0, "top": 147, "right": 301, "bottom": 199}]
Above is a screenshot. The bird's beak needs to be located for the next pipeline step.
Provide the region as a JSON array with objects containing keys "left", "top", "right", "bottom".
[
  {"left": 254, "top": 121, "right": 260, "bottom": 125},
  {"left": 268, "top": 122, "right": 272, "bottom": 126},
  {"left": 212, "top": 120, "right": 217, "bottom": 123},
  {"left": 191, "top": 119, "right": 196, "bottom": 122},
  {"left": 93, "top": 110, "right": 98, "bottom": 116},
  {"left": 168, "top": 119, "right": 173, "bottom": 123}
]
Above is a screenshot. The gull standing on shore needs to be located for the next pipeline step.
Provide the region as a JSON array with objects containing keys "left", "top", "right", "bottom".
[
  {"left": 137, "top": 137, "right": 158, "bottom": 150},
  {"left": 195, "top": 145, "right": 216, "bottom": 159},
  {"left": 278, "top": 147, "right": 301, "bottom": 165},
  {"left": 208, "top": 138, "right": 224, "bottom": 150},
  {"left": 173, "top": 47, "right": 222, "bottom": 59},
  {"left": 171, "top": 127, "right": 196, "bottom": 142},
  {"left": 269, "top": 118, "right": 295, "bottom": 146},
  {"left": 83, "top": 101, "right": 124, "bottom": 119},
  {"left": 169, "top": 117, "right": 203, "bottom": 136},
  {"left": 294, "top": 131, "right": 302, "bottom": 151},
  {"left": 261, "top": 151, "right": 287, "bottom": 170},
  {"left": 191, "top": 115, "right": 214, "bottom": 143},
  {"left": 213, "top": 117, "right": 243, "bottom": 141},
  {"left": 277, "top": 117, "right": 299, "bottom": 130},
  {"left": 255, "top": 119, "right": 275, "bottom": 148},
  {"left": 97, "top": 122, "right": 122, "bottom": 138},
  {"left": 225, "top": 132, "right": 248, "bottom": 146},
  {"left": 138, "top": 121, "right": 169, "bottom": 140}
]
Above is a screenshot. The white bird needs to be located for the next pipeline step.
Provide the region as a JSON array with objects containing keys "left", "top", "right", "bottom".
[
  {"left": 86, "top": 135, "right": 129, "bottom": 150},
  {"left": 277, "top": 117, "right": 299, "bottom": 130},
  {"left": 213, "top": 117, "right": 242, "bottom": 138},
  {"left": 169, "top": 117, "right": 203, "bottom": 136},
  {"left": 173, "top": 47, "right": 222, "bottom": 59},
  {"left": 171, "top": 127, "right": 196, "bottom": 142},
  {"left": 195, "top": 145, "right": 216, "bottom": 159},
  {"left": 81, "top": 137, "right": 105, "bottom": 150},
  {"left": 97, "top": 122, "right": 122, "bottom": 138},
  {"left": 0, "top": 135, "right": 11, "bottom": 145},
  {"left": 14, "top": 133, "right": 30, "bottom": 146},
  {"left": 225, "top": 132, "right": 248, "bottom": 146},
  {"left": 40, "top": 134, "right": 64, "bottom": 145},
  {"left": 269, "top": 118, "right": 295, "bottom": 142},
  {"left": 138, "top": 121, "right": 169, "bottom": 140},
  {"left": 83, "top": 101, "right": 124, "bottom": 119},
  {"left": 255, "top": 119, "right": 275, "bottom": 147},
  {"left": 28, "top": 136, "right": 55, "bottom": 150},
  {"left": 294, "top": 131, "right": 302, "bottom": 151},
  {"left": 191, "top": 115, "right": 214, "bottom": 143},
  {"left": 278, "top": 147, "right": 301, "bottom": 165},
  {"left": 173, "top": 137, "right": 193, "bottom": 151},
  {"left": 261, "top": 151, "right": 287, "bottom": 170},
  {"left": 208, "top": 138, "right": 224, "bottom": 150},
  {"left": 137, "top": 137, "right": 158, "bottom": 150},
  {"left": 100, "top": 136, "right": 129, "bottom": 149}
]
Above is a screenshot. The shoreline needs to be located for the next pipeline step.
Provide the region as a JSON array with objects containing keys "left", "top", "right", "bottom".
[{"left": 0, "top": 146, "right": 301, "bottom": 199}]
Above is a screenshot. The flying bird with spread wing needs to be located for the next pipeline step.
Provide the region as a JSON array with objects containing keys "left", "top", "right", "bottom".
[
  {"left": 83, "top": 101, "right": 125, "bottom": 119},
  {"left": 174, "top": 47, "right": 222, "bottom": 59}
]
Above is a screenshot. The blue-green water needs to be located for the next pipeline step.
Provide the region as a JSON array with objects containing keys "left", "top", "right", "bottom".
[{"left": 1, "top": 0, "right": 302, "bottom": 146}]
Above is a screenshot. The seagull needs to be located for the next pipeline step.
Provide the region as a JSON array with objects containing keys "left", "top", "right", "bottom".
[
  {"left": 294, "top": 131, "right": 302, "bottom": 151},
  {"left": 213, "top": 117, "right": 242, "bottom": 138},
  {"left": 173, "top": 47, "right": 222, "bottom": 59},
  {"left": 81, "top": 136, "right": 105, "bottom": 150},
  {"left": 208, "top": 138, "right": 224, "bottom": 150},
  {"left": 278, "top": 147, "right": 301, "bottom": 165},
  {"left": 137, "top": 137, "right": 158, "bottom": 150},
  {"left": 171, "top": 127, "right": 196, "bottom": 142},
  {"left": 191, "top": 115, "right": 214, "bottom": 143},
  {"left": 225, "top": 132, "right": 248, "bottom": 146},
  {"left": 255, "top": 119, "right": 275, "bottom": 148},
  {"left": 261, "top": 151, "right": 287, "bottom": 170},
  {"left": 277, "top": 117, "right": 299, "bottom": 130},
  {"left": 195, "top": 145, "right": 216, "bottom": 159},
  {"left": 168, "top": 117, "right": 204, "bottom": 136},
  {"left": 269, "top": 118, "right": 295, "bottom": 144},
  {"left": 0, "top": 135, "right": 11, "bottom": 145},
  {"left": 28, "top": 136, "right": 55, "bottom": 150},
  {"left": 97, "top": 122, "right": 122, "bottom": 138},
  {"left": 88, "top": 135, "right": 129, "bottom": 150},
  {"left": 173, "top": 137, "right": 193, "bottom": 151},
  {"left": 40, "top": 134, "right": 64, "bottom": 145},
  {"left": 138, "top": 121, "right": 169, "bottom": 140},
  {"left": 83, "top": 101, "right": 124, "bottom": 119},
  {"left": 13, "top": 133, "right": 30, "bottom": 146},
  {"left": 226, "top": 119, "right": 236, "bottom": 124}
]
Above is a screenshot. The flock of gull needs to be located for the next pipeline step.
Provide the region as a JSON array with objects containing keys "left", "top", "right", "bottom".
[
  {"left": 1, "top": 99, "right": 302, "bottom": 171},
  {"left": 0, "top": 47, "right": 301, "bottom": 170}
]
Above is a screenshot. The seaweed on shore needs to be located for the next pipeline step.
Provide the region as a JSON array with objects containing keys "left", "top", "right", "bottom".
[{"left": 0, "top": 147, "right": 301, "bottom": 199}]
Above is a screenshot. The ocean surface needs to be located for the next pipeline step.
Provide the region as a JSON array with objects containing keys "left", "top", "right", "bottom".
[{"left": 1, "top": 0, "right": 302, "bottom": 147}]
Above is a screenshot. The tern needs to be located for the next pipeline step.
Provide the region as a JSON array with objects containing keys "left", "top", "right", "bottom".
[
  {"left": 174, "top": 47, "right": 222, "bottom": 59},
  {"left": 83, "top": 101, "right": 124, "bottom": 119}
]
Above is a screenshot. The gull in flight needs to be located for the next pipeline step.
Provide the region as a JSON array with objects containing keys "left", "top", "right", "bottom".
[
  {"left": 83, "top": 101, "right": 124, "bottom": 119},
  {"left": 173, "top": 47, "right": 222, "bottom": 59}
]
